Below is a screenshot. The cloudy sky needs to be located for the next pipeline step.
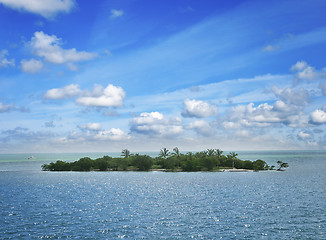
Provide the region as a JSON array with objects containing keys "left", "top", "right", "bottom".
[{"left": 0, "top": 0, "right": 326, "bottom": 153}]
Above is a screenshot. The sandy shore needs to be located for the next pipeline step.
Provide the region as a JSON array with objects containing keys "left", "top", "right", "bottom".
[
  {"left": 150, "top": 168, "right": 255, "bottom": 172},
  {"left": 220, "top": 168, "right": 254, "bottom": 172}
]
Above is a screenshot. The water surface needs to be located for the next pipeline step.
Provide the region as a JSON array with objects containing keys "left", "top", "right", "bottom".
[{"left": 0, "top": 151, "right": 325, "bottom": 239}]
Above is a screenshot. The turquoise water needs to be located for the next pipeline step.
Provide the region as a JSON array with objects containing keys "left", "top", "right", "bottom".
[{"left": 0, "top": 151, "right": 325, "bottom": 239}]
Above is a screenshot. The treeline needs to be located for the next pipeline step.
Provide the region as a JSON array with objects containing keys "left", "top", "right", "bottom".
[{"left": 42, "top": 148, "right": 288, "bottom": 172}]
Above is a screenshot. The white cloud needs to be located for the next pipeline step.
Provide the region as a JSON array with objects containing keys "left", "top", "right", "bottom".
[
  {"left": 310, "top": 109, "right": 326, "bottom": 124},
  {"left": 76, "top": 84, "right": 125, "bottom": 107},
  {"left": 0, "top": 50, "right": 15, "bottom": 68},
  {"left": 286, "top": 114, "right": 310, "bottom": 128},
  {"left": 44, "top": 83, "right": 126, "bottom": 108},
  {"left": 30, "top": 31, "right": 96, "bottom": 67},
  {"left": 187, "top": 120, "right": 214, "bottom": 136},
  {"left": 222, "top": 121, "right": 241, "bottom": 129},
  {"left": 262, "top": 44, "right": 280, "bottom": 52},
  {"left": 0, "top": 127, "right": 51, "bottom": 143},
  {"left": 319, "top": 82, "right": 326, "bottom": 96},
  {"left": 291, "top": 61, "right": 308, "bottom": 72},
  {"left": 291, "top": 61, "right": 326, "bottom": 83},
  {"left": 110, "top": 9, "right": 124, "bottom": 19},
  {"left": 182, "top": 98, "right": 218, "bottom": 118},
  {"left": 229, "top": 102, "right": 281, "bottom": 126},
  {"left": 133, "top": 112, "right": 164, "bottom": 124},
  {"left": 54, "top": 127, "right": 130, "bottom": 144},
  {"left": 130, "top": 112, "right": 183, "bottom": 136},
  {"left": 44, "top": 84, "right": 81, "bottom": 99},
  {"left": 223, "top": 96, "right": 310, "bottom": 129},
  {"left": 272, "top": 86, "right": 310, "bottom": 106},
  {"left": 66, "top": 62, "right": 78, "bottom": 71},
  {"left": 79, "top": 123, "right": 102, "bottom": 131},
  {"left": 307, "top": 141, "right": 318, "bottom": 147},
  {"left": 0, "top": 0, "right": 75, "bottom": 19},
  {"left": 0, "top": 102, "right": 28, "bottom": 113},
  {"left": 94, "top": 128, "right": 130, "bottom": 141},
  {"left": 235, "top": 130, "right": 251, "bottom": 138},
  {"left": 0, "top": 102, "right": 15, "bottom": 113},
  {"left": 52, "top": 131, "right": 83, "bottom": 144},
  {"left": 298, "top": 131, "right": 310, "bottom": 140},
  {"left": 21, "top": 58, "right": 43, "bottom": 73}
]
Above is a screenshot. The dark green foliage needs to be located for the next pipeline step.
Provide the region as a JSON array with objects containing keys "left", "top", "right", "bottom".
[
  {"left": 121, "top": 149, "right": 130, "bottom": 158},
  {"left": 201, "top": 156, "right": 217, "bottom": 171},
  {"left": 181, "top": 153, "right": 201, "bottom": 171},
  {"left": 215, "top": 149, "right": 223, "bottom": 159},
  {"left": 234, "top": 159, "right": 244, "bottom": 169},
  {"left": 277, "top": 161, "right": 289, "bottom": 171},
  {"left": 41, "top": 148, "right": 282, "bottom": 172},
  {"left": 218, "top": 155, "right": 227, "bottom": 166},
  {"left": 223, "top": 158, "right": 234, "bottom": 168},
  {"left": 181, "top": 158, "right": 200, "bottom": 171},
  {"left": 95, "top": 157, "right": 109, "bottom": 171},
  {"left": 242, "top": 160, "right": 254, "bottom": 169},
  {"left": 117, "top": 157, "right": 129, "bottom": 170},
  {"left": 253, "top": 159, "right": 268, "bottom": 171},
  {"left": 227, "top": 152, "right": 238, "bottom": 168},
  {"left": 72, "top": 157, "right": 93, "bottom": 171},
  {"left": 162, "top": 157, "right": 177, "bottom": 170},
  {"left": 42, "top": 160, "right": 70, "bottom": 171},
  {"left": 131, "top": 154, "right": 153, "bottom": 171},
  {"left": 159, "top": 148, "right": 169, "bottom": 158}
]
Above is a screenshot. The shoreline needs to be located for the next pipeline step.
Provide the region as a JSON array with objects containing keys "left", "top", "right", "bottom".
[{"left": 85, "top": 168, "right": 256, "bottom": 173}]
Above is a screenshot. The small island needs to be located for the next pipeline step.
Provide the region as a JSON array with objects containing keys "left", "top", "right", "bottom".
[{"left": 41, "top": 148, "right": 288, "bottom": 172}]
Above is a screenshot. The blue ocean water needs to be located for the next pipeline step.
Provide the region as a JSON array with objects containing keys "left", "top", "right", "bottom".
[{"left": 0, "top": 151, "right": 325, "bottom": 239}]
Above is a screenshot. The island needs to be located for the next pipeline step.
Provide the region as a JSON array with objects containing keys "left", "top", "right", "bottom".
[{"left": 41, "top": 148, "right": 288, "bottom": 172}]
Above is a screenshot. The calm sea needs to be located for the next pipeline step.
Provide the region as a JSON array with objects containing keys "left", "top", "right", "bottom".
[{"left": 0, "top": 151, "right": 325, "bottom": 239}]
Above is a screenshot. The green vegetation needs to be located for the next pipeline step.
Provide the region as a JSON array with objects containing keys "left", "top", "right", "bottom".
[
  {"left": 276, "top": 160, "right": 289, "bottom": 171},
  {"left": 41, "top": 148, "right": 288, "bottom": 172}
]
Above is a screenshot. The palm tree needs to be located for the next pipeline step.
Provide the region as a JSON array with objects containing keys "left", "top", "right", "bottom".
[
  {"left": 172, "top": 147, "right": 181, "bottom": 167},
  {"left": 186, "top": 152, "right": 194, "bottom": 159},
  {"left": 277, "top": 161, "right": 289, "bottom": 171},
  {"left": 215, "top": 149, "right": 223, "bottom": 159},
  {"left": 228, "top": 152, "right": 238, "bottom": 169},
  {"left": 159, "top": 148, "right": 170, "bottom": 158},
  {"left": 172, "top": 147, "right": 180, "bottom": 157},
  {"left": 121, "top": 149, "right": 130, "bottom": 158},
  {"left": 206, "top": 149, "right": 215, "bottom": 157}
]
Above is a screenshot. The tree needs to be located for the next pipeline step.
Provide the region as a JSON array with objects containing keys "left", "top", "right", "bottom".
[
  {"left": 73, "top": 157, "right": 93, "bottom": 171},
  {"left": 201, "top": 156, "right": 216, "bottom": 171},
  {"left": 95, "top": 158, "right": 109, "bottom": 171},
  {"left": 206, "top": 149, "right": 215, "bottom": 157},
  {"left": 121, "top": 149, "right": 131, "bottom": 158},
  {"left": 253, "top": 159, "right": 268, "bottom": 171},
  {"left": 277, "top": 161, "right": 289, "bottom": 171},
  {"left": 132, "top": 154, "right": 153, "bottom": 171},
  {"left": 172, "top": 147, "right": 181, "bottom": 168},
  {"left": 181, "top": 152, "right": 201, "bottom": 171},
  {"left": 118, "top": 158, "right": 129, "bottom": 171},
  {"left": 215, "top": 149, "right": 223, "bottom": 159},
  {"left": 159, "top": 148, "right": 170, "bottom": 159},
  {"left": 227, "top": 152, "right": 238, "bottom": 168},
  {"left": 42, "top": 161, "right": 70, "bottom": 171},
  {"left": 242, "top": 160, "right": 254, "bottom": 169},
  {"left": 163, "top": 157, "right": 176, "bottom": 170},
  {"left": 172, "top": 147, "right": 180, "bottom": 157}
]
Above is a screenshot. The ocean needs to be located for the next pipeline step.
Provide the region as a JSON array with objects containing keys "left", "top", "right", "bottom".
[{"left": 0, "top": 151, "right": 325, "bottom": 239}]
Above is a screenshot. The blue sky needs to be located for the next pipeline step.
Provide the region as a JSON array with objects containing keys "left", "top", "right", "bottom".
[{"left": 0, "top": 0, "right": 326, "bottom": 153}]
